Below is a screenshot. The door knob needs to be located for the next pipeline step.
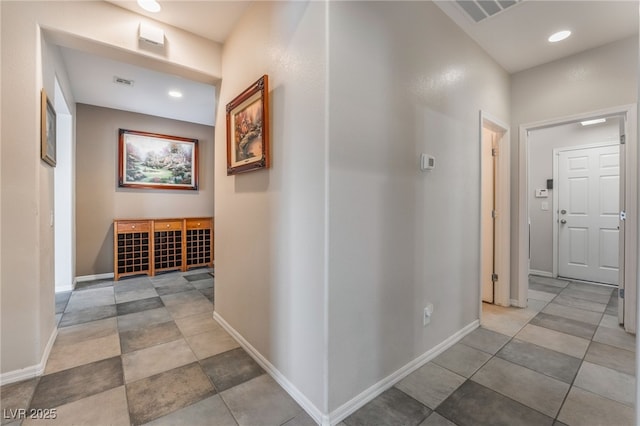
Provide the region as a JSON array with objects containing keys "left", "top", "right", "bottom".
[
  {"left": 560, "top": 219, "right": 567, "bottom": 224},
  {"left": 561, "top": 209, "right": 567, "bottom": 214}
]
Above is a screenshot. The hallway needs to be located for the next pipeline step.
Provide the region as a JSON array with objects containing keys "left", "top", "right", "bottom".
[
  {"left": 0, "top": 275, "right": 635, "bottom": 425},
  {"left": 345, "top": 276, "right": 634, "bottom": 425}
]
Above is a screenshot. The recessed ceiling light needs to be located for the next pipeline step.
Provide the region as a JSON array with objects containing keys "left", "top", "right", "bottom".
[
  {"left": 548, "top": 30, "right": 571, "bottom": 43},
  {"left": 168, "top": 90, "right": 183, "bottom": 98},
  {"left": 580, "top": 118, "right": 607, "bottom": 126},
  {"left": 137, "top": 0, "right": 161, "bottom": 13}
]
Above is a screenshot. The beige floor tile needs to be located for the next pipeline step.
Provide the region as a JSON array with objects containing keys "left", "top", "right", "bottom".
[
  {"left": 45, "top": 333, "right": 121, "bottom": 374},
  {"left": 161, "top": 290, "right": 209, "bottom": 307},
  {"left": 558, "top": 387, "right": 634, "bottom": 426},
  {"left": 145, "top": 394, "right": 237, "bottom": 426},
  {"left": 599, "top": 314, "right": 621, "bottom": 329},
  {"left": 542, "top": 302, "right": 603, "bottom": 325},
  {"left": 471, "top": 357, "right": 569, "bottom": 418},
  {"left": 395, "top": 362, "right": 465, "bottom": 409},
  {"left": 527, "top": 289, "right": 556, "bottom": 302},
  {"left": 515, "top": 324, "right": 589, "bottom": 359},
  {"left": 122, "top": 338, "right": 197, "bottom": 383},
  {"left": 174, "top": 311, "right": 219, "bottom": 337},
  {"left": 65, "top": 287, "right": 115, "bottom": 312},
  {"left": 165, "top": 299, "right": 213, "bottom": 320},
  {"left": 22, "top": 386, "right": 130, "bottom": 426},
  {"left": 185, "top": 327, "right": 240, "bottom": 360},
  {"left": 220, "top": 374, "right": 302, "bottom": 426},
  {"left": 117, "top": 307, "right": 172, "bottom": 332},
  {"left": 54, "top": 317, "right": 118, "bottom": 346},
  {"left": 573, "top": 361, "right": 634, "bottom": 406},
  {"left": 432, "top": 343, "right": 491, "bottom": 378},
  {"left": 585, "top": 341, "right": 635, "bottom": 376},
  {"left": 593, "top": 324, "right": 636, "bottom": 352},
  {"left": 481, "top": 305, "right": 531, "bottom": 336}
]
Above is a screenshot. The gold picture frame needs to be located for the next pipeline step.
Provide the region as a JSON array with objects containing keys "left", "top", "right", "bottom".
[
  {"left": 41, "top": 89, "right": 56, "bottom": 167},
  {"left": 226, "top": 75, "right": 270, "bottom": 175}
]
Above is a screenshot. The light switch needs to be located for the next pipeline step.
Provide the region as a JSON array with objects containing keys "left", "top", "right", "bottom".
[{"left": 541, "top": 202, "right": 549, "bottom": 211}]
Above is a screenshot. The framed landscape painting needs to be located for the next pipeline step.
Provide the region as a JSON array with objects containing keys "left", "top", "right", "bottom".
[
  {"left": 226, "top": 75, "right": 270, "bottom": 175},
  {"left": 41, "top": 89, "right": 57, "bottom": 167},
  {"left": 118, "top": 129, "right": 198, "bottom": 190}
]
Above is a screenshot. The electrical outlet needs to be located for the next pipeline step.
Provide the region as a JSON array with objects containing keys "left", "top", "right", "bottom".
[{"left": 423, "top": 303, "right": 434, "bottom": 326}]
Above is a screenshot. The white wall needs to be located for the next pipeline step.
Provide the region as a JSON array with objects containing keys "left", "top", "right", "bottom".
[
  {"left": 0, "top": 0, "right": 222, "bottom": 379},
  {"left": 510, "top": 36, "right": 638, "bottom": 302},
  {"left": 213, "top": 0, "right": 328, "bottom": 414},
  {"left": 327, "top": 1, "right": 509, "bottom": 412},
  {"left": 528, "top": 119, "right": 621, "bottom": 274}
]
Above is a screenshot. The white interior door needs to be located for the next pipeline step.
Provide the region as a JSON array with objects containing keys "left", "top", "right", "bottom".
[
  {"left": 558, "top": 144, "right": 620, "bottom": 284},
  {"left": 481, "top": 128, "right": 496, "bottom": 303}
]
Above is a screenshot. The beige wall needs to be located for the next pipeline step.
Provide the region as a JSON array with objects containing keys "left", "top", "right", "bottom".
[
  {"left": 327, "top": 1, "right": 510, "bottom": 412},
  {"left": 510, "top": 36, "right": 638, "bottom": 303},
  {"left": 214, "top": 1, "right": 328, "bottom": 415},
  {"left": 1, "top": 0, "right": 221, "bottom": 378},
  {"left": 76, "top": 104, "right": 215, "bottom": 276}
]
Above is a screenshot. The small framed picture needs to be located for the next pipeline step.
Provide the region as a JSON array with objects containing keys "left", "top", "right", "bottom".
[
  {"left": 118, "top": 129, "right": 199, "bottom": 190},
  {"left": 41, "top": 89, "right": 56, "bottom": 167},
  {"left": 226, "top": 75, "right": 270, "bottom": 175}
]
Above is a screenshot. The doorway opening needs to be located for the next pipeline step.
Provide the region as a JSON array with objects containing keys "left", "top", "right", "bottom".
[
  {"left": 480, "top": 112, "right": 510, "bottom": 308},
  {"left": 518, "top": 105, "right": 637, "bottom": 333},
  {"left": 54, "top": 77, "right": 74, "bottom": 292}
]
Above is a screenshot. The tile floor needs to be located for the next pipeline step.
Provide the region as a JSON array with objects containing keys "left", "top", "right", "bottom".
[
  {"left": 0, "top": 274, "right": 636, "bottom": 425},
  {"left": 346, "top": 276, "right": 636, "bottom": 426},
  {"left": 0, "top": 270, "right": 313, "bottom": 426}
]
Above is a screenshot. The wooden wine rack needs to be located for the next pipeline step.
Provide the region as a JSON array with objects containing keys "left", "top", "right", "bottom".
[{"left": 114, "top": 217, "right": 213, "bottom": 281}]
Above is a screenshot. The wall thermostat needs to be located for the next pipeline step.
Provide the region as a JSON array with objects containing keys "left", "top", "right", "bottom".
[
  {"left": 535, "top": 189, "right": 549, "bottom": 198},
  {"left": 420, "top": 153, "right": 435, "bottom": 171}
]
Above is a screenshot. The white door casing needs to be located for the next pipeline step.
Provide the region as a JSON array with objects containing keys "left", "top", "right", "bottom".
[
  {"left": 519, "top": 105, "right": 636, "bottom": 334},
  {"left": 481, "top": 127, "right": 496, "bottom": 303},
  {"left": 479, "top": 111, "right": 510, "bottom": 309},
  {"left": 556, "top": 144, "right": 620, "bottom": 285}
]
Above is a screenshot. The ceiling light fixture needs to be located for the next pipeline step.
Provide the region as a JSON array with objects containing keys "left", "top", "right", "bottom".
[
  {"left": 168, "top": 90, "right": 183, "bottom": 98},
  {"left": 580, "top": 118, "right": 607, "bottom": 126},
  {"left": 137, "top": 0, "right": 161, "bottom": 13},
  {"left": 548, "top": 30, "right": 571, "bottom": 43}
]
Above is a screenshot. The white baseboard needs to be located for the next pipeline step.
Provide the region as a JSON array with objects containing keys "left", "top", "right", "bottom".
[
  {"left": 0, "top": 326, "right": 58, "bottom": 386},
  {"left": 213, "top": 311, "right": 326, "bottom": 425},
  {"left": 56, "top": 283, "right": 74, "bottom": 293},
  {"left": 529, "top": 270, "right": 553, "bottom": 278},
  {"left": 214, "top": 312, "right": 479, "bottom": 426},
  {"left": 328, "top": 320, "right": 479, "bottom": 425},
  {"left": 510, "top": 298, "right": 525, "bottom": 308},
  {"left": 75, "top": 273, "right": 114, "bottom": 283}
]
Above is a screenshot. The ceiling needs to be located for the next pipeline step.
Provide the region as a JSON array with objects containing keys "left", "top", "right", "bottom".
[
  {"left": 62, "top": 0, "right": 638, "bottom": 126},
  {"left": 435, "top": 0, "right": 639, "bottom": 74}
]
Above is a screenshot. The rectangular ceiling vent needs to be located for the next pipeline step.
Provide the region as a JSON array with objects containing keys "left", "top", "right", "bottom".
[
  {"left": 455, "top": 0, "right": 522, "bottom": 23},
  {"left": 113, "top": 76, "right": 134, "bottom": 87}
]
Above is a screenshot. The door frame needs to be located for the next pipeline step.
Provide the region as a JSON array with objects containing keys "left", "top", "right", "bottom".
[
  {"left": 479, "top": 111, "right": 510, "bottom": 308},
  {"left": 517, "top": 104, "right": 637, "bottom": 333},
  {"left": 552, "top": 141, "right": 621, "bottom": 281}
]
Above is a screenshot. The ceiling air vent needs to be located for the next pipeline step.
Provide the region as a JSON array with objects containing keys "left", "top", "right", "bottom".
[
  {"left": 113, "top": 76, "right": 134, "bottom": 87},
  {"left": 455, "top": 0, "right": 522, "bottom": 23}
]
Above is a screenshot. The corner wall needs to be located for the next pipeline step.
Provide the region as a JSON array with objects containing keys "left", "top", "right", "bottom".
[
  {"left": 326, "top": 1, "right": 509, "bottom": 412},
  {"left": 75, "top": 104, "right": 214, "bottom": 277},
  {"left": 213, "top": 0, "right": 328, "bottom": 415}
]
